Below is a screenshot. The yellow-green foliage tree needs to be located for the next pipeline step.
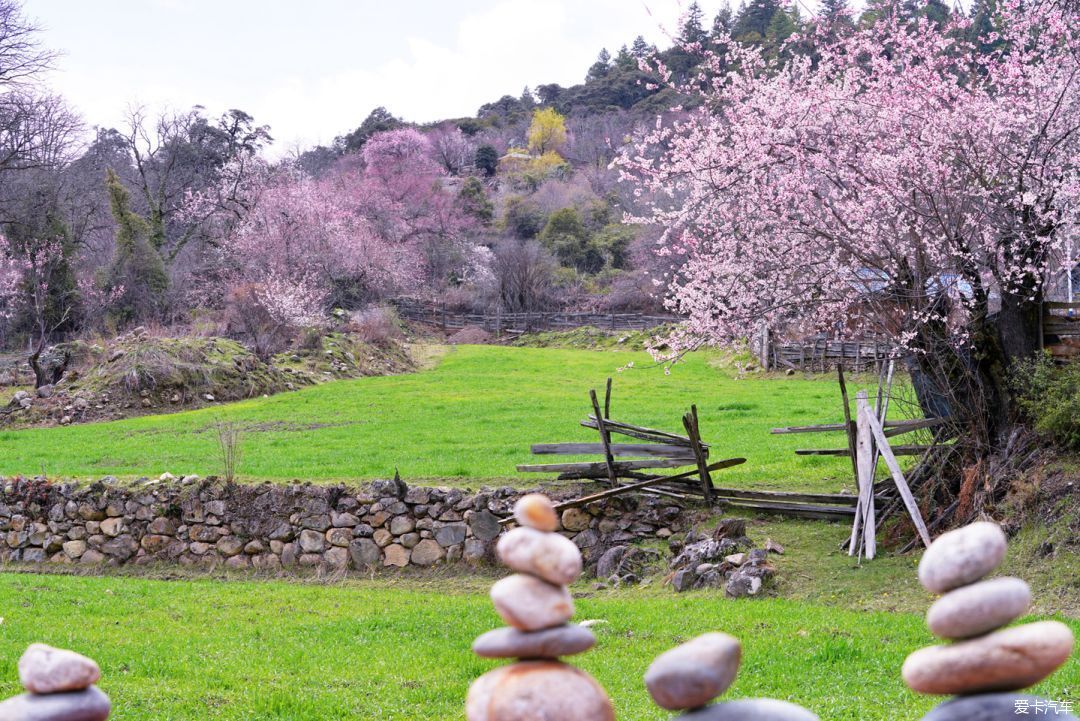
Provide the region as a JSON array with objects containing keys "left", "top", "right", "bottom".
[{"left": 527, "top": 108, "right": 567, "bottom": 155}]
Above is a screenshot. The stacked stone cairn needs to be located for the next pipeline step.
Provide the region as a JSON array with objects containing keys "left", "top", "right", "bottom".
[
  {"left": 0, "top": 643, "right": 110, "bottom": 720},
  {"left": 903, "top": 521, "right": 1077, "bottom": 720},
  {"left": 466, "top": 493, "right": 615, "bottom": 721},
  {"left": 644, "top": 633, "right": 818, "bottom": 721}
]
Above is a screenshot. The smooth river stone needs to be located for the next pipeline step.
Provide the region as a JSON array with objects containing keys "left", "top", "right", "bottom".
[
  {"left": 918, "top": 521, "right": 1006, "bottom": 593},
  {"left": 926, "top": 577, "right": 1031, "bottom": 639},
  {"left": 645, "top": 632, "right": 742, "bottom": 711},
  {"left": 922, "top": 693, "right": 1079, "bottom": 720},
  {"left": 497, "top": 527, "right": 582, "bottom": 586},
  {"left": 466, "top": 661, "right": 615, "bottom": 721},
  {"left": 18, "top": 644, "right": 101, "bottom": 694},
  {"left": 513, "top": 494, "right": 559, "bottom": 532},
  {"left": 0, "top": 686, "right": 111, "bottom": 721},
  {"left": 490, "top": 574, "right": 574, "bottom": 632},
  {"left": 472, "top": 624, "right": 596, "bottom": 659},
  {"left": 902, "top": 620, "right": 1075, "bottom": 695},
  {"left": 676, "top": 699, "right": 820, "bottom": 720}
]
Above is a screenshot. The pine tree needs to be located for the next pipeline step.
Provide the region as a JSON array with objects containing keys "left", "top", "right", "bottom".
[
  {"left": 711, "top": 6, "right": 734, "bottom": 37},
  {"left": 733, "top": 0, "right": 781, "bottom": 42},
  {"left": 630, "top": 35, "right": 651, "bottom": 58},
  {"left": 680, "top": 2, "right": 708, "bottom": 44},
  {"left": 587, "top": 48, "right": 612, "bottom": 81}
]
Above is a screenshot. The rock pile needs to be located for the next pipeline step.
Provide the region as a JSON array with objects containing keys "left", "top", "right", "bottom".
[
  {"left": 466, "top": 493, "right": 615, "bottom": 721},
  {"left": 903, "top": 521, "right": 1076, "bottom": 720},
  {"left": 644, "top": 632, "right": 818, "bottom": 720},
  {"left": 0, "top": 643, "right": 110, "bottom": 720},
  {"left": 667, "top": 520, "right": 779, "bottom": 596}
]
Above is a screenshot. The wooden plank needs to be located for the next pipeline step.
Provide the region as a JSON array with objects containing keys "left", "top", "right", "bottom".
[
  {"left": 517, "top": 458, "right": 695, "bottom": 474},
  {"left": 722, "top": 500, "right": 856, "bottom": 520},
  {"left": 1046, "top": 301, "right": 1080, "bottom": 309},
  {"left": 850, "top": 391, "right": 876, "bottom": 559},
  {"left": 501, "top": 458, "right": 747, "bottom": 522},
  {"left": 584, "top": 416, "right": 695, "bottom": 445},
  {"left": 603, "top": 378, "right": 612, "bottom": 420},
  {"left": 581, "top": 419, "right": 694, "bottom": 447},
  {"left": 771, "top": 418, "right": 945, "bottom": 435},
  {"left": 590, "top": 389, "right": 619, "bottom": 487},
  {"left": 796, "top": 445, "right": 934, "bottom": 457},
  {"left": 708, "top": 488, "right": 863, "bottom": 506},
  {"left": 863, "top": 408, "right": 933, "bottom": 549},
  {"left": 531, "top": 443, "right": 701, "bottom": 458},
  {"left": 837, "top": 364, "right": 860, "bottom": 486}
]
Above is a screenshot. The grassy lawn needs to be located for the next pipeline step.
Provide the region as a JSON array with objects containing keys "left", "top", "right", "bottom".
[
  {"left": 1, "top": 344, "right": 899, "bottom": 492},
  {"left": 0, "top": 572, "right": 1075, "bottom": 721}
]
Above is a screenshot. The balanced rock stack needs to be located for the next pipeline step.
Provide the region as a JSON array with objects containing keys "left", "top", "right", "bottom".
[
  {"left": 0, "top": 644, "right": 110, "bottom": 720},
  {"left": 903, "top": 521, "right": 1076, "bottom": 720},
  {"left": 467, "top": 493, "right": 615, "bottom": 721},
  {"left": 645, "top": 633, "right": 818, "bottom": 720}
]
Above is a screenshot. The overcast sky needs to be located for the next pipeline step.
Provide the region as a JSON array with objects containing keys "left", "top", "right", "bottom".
[{"left": 25, "top": 0, "right": 760, "bottom": 155}]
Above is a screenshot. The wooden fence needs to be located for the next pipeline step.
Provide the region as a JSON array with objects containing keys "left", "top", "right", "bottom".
[
  {"left": 390, "top": 299, "right": 678, "bottom": 335},
  {"left": 1044, "top": 301, "right": 1080, "bottom": 360},
  {"left": 755, "top": 325, "right": 895, "bottom": 373}
]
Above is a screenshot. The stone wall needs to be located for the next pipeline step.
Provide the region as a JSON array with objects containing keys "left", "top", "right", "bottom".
[{"left": 0, "top": 476, "right": 689, "bottom": 572}]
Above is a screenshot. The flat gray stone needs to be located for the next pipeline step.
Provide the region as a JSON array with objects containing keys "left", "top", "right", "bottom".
[
  {"left": 676, "top": 698, "right": 819, "bottom": 720},
  {"left": 469, "top": 510, "right": 502, "bottom": 541},
  {"left": 472, "top": 624, "right": 596, "bottom": 659},
  {"left": 918, "top": 522, "right": 1006, "bottom": 593},
  {"left": 0, "top": 686, "right": 111, "bottom": 721},
  {"left": 922, "top": 693, "right": 1078, "bottom": 720},
  {"left": 18, "top": 644, "right": 100, "bottom": 694},
  {"left": 927, "top": 577, "right": 1030, "bottom": 639},
  {"left": 645, "top": 632, "right": 741, "bottom": 710}
]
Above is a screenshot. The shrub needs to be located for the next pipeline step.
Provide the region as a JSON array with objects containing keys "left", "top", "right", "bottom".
[
  {"left": 350, "top": 306, "right": 405, "bottom": 346},
  {"left": 1010, "top": 354, "right": 1080, "bottom": 450}
]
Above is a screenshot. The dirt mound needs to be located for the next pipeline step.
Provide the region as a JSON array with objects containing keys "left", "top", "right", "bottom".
[
  {"left": 1, "top": 328, "right": 412, "bottom": 428},
  {"left": 447, "top": 326, "right": 493, "bottom": 344}
]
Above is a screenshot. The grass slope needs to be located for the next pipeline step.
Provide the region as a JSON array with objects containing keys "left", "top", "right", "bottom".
[
  {"left": 1, "top": 573, "right": 1075, "bottom": 721},
  {"left": 2, "top": 345, "right": 898, "bottom": 491}
]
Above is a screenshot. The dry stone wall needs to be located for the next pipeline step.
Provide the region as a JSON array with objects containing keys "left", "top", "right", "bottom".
[{"left": 0, "top": 476, "right": 689, "bottom": 572}]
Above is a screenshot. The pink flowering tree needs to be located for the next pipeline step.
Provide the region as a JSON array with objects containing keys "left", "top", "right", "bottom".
[{"left": 619, "top": 0, "right": 1079, "bottom": 444}]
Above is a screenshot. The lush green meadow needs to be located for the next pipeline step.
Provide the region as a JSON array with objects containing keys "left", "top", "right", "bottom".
[
  {"left": 3, "top": 345, "right": 896, "bottom": 492},
  {"left": 0, "top": 572, "right": 1074, "bottom": 721}
]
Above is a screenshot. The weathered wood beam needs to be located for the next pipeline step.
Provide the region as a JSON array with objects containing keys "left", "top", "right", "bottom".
[
  {"left": 795, "top": 445, "right": 934, "bottom": 457},
  {"left": 530, "top": 443, "right": 702, "bottom": 459},
  {"left": 517, "top": 458, "right": 695, "bottom": 474}
]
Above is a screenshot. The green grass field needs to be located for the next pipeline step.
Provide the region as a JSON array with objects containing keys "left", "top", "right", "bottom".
[
  {"left": 0, "top": 572, "right": 1074, "bottom": 721},
  {"left": 3, "top": 345, "right": 900, "bottom": 491}
]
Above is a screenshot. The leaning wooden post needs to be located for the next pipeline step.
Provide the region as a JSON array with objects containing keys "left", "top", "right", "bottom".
[
  {"left": 589, "top": 389, "right": 619, "bottom": 488},
  {"left": 863, "top": 408, "right": 932, "bottom": 549},
  {"left": 854, "top": 391, "right": 877, "bottom": 559},
  {"left": 837, "top": 364, "right": 861, "bottom": 552},
  {"left": 603, "top": 377, "right": 613, "bottom": 420},
  {"left": 683, "top": 405, "right": 714, "bottom": 504}
]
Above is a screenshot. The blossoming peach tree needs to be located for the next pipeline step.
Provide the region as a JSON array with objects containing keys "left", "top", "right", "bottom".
[{"left": 619, "top": 0, "right": 1079, "bottom": 446}]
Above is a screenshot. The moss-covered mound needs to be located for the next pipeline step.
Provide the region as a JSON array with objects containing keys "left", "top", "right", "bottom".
[
  {"left": 510, "top": 324, "right": 675, "bottom": 351},
  {"left": 2, "top": 328, "right": 412, "bottom": 428}
]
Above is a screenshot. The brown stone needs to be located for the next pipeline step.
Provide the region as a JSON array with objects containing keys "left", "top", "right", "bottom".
[
  {"left": 513, "top": 494, "right": 559, "bottom": 532},
  {"left": 491, "top": 574, "right": 573, "bottom": 632},
  {"left": 560, "top": 508, "right": 591, "bottom": 532},
  {"left": 410, "top": 539, "right": 445, "bottom": 566},
  {"left": 927, "top": 577, "right": 1031, "bottom": 639},
  {"left": 496, "top": 527, "right": 582, "bottom": 586},
  {"left": 472, "top": 624, "right": 596, "bottom": 659},
  {"left": 216, "top": 536, "right": 245, "bottom": 557},
  {"left": 466, "top": 661, "right": 614, "bottom": 721},
  {"left": 645, "top": 632, "right": 742, "bottom": 710},
  {"left": 18, "top": 644, "right": 101, "bottom": 694},
  {"left": 902, "top": 621, "right": 1075, "bottom": 695},
  {"left": 383, "top": 543, "right": 409, "bottom": 567}
]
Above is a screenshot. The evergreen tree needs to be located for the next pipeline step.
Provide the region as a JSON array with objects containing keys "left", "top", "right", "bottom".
[
  {"left": 733, "top": 0, "right": 781, "bottom": 41},
  {"left": 615, "top": 44, "right": 635, "bottom": 69},
  {"left": 105, "top": 169, "right": 169, "bottom": 322},
  {"left": 680, "top": 2, "right": 708, "bottom": 44},
  {"left": 630, "top": 35, "right": 651, "bottom": 58},
  {"left": 587, "top": 48, "right": 612, "bottom": 82},
  {"left": 711, "top": 6, "right": 734, "bottom": 37},
  {"left": 474, "top": 145, "right": 499, "bottom": 177}
]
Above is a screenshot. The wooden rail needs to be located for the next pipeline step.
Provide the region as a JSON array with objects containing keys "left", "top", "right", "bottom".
[
  {"left": 1044, "top": 301, "right": 1080, "bottom": 360},
  {"left": 390, "top": 299, "right": 678, "bottom": 335}
]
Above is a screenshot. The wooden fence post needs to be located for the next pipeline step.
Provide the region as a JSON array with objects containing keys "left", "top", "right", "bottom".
[{"left": 589, "top": 390, "right": 619, "bottom": 488}]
